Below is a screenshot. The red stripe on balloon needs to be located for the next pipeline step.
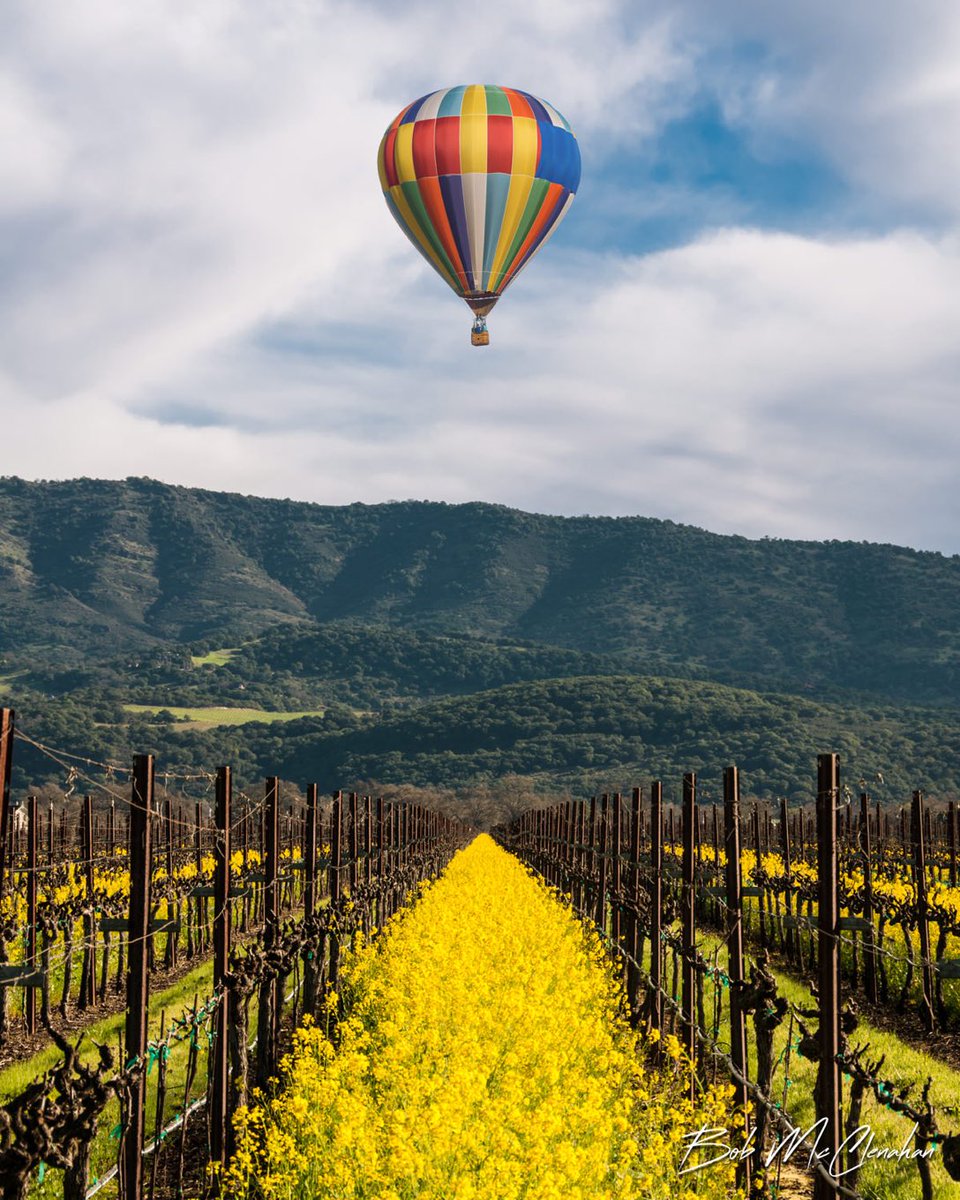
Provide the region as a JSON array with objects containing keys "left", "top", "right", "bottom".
[
  {"left": 486, "top": 115, "right": 513, "bottom": 173},
  {"left": 434, "top": 116, "right": 461, "bottom": 176},
  {"left": 382, "top": 128, "right": 399, "bottom": 188},
  {"left": 412, "top": 119, "right": 438, "bottom": 178}
]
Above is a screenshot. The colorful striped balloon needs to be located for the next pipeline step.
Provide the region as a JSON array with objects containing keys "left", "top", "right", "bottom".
[{"left": 377, "top": 85, "right": 580, "bottom": 342}]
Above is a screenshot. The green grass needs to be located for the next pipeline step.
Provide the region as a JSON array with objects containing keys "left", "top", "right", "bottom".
[
  {"left": 0, "top": 962, "right": 220, "bottom": 1196},
  {"left": 0, "top": 670, "right": 26, "bottom": 695},
  {"left": 190, "top": 647, "right": 239, "bottom": 667},
  {"left": 123, "top": 704, "right": 324, "bottom": 725},
  {"left": 685, "top": 930, "right": 960, "bottom": 1200},
  {"left": 0, "top": 958, "right": 272, "bottom": 1198},
  {"left": 0, "top": 959, "right": 215, "bottom": 1102}
]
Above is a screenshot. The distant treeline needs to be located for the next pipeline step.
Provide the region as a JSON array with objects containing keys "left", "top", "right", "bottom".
[{"left": 11, "top": 674, "right": 960, "bottom": 806}]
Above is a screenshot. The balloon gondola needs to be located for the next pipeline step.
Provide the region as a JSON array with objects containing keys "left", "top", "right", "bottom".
[{"left": 377, "top": 85, "right": 581, "bottom": 345}]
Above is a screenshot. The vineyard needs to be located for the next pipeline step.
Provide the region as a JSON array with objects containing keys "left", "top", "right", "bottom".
[
  {"left": 1, "top": 705, "right": 960, "bottom": 1198},
  {"left": 0, "top": 708, "right": 469, "bottom": 1199}
]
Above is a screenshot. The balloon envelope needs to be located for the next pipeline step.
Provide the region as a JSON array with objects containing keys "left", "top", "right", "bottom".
[{"left": 377, "top": 85, "right": 580, "bottom": 317}]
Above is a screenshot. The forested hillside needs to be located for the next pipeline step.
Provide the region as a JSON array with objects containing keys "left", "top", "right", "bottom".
[
  {"left": 3, "top": 476, "right": 960, "bottom": 705},
  {"left": 10, "top": 675, "right": 960, "bottom": 803},
  {"left": 4, "top": 477, "right": 960, "bottom": 803}
]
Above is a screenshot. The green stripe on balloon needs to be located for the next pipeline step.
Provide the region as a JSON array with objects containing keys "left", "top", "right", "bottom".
[
  {"left": 484, "top": 85, "right": 512, "bottom": 116},
  {"left": 492, "top": 177, "right": 551, "bottom": 291}
]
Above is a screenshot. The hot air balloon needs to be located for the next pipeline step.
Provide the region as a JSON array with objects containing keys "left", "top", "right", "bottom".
[{"left": 377, "top": 85, "right": 580, "bottom": 346}]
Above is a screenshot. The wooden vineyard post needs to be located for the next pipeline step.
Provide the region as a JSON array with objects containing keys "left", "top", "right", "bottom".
[
  {"left": 564, "top": 804, "right": 574, "bottom": 910},
  {"left": 586, "top": 797, "right": 597, "bottom": 924},
  {"left": 911, "top": 791, "right": 936, "bottom": 1032},
  {"left": 649, "top": 781, "right": 663, "bottom": 1040},
  {"left": 382, "top": 802, "right": 393, "bottom": 919},
  {"left": 241, "top": 803, "right": 250, "bottom": 934},
  {"left": 552, "top": 808, "right": 560, "bottom": 890},
  {"left": 580, "top": 800, "right": 590, "bottom": 917},
  {"left": 393, "top": 801, "right": 402, "bottom": 913},
  {"left": 627, "top": 788, "right": 642, "bottom": 1020},
  {"left": 710, "top": 803, "right": 721, "bottom": 925},
  {"left": 860, "top": 792, "right": 878, "bottom": 1004},
  {"left": 349, "top": 793, "right": 358, "bottom": 894},
  {"left": 723, "top": 766, "right": 750, "bottom": 1195},
  {"left": 303, "top": 784, "right": 319, "bottom": 1013},
  {"left": 195, "top": 801, "right": 206, "bottom": 955},
  {"left": 950, "top": 800, "right": 958, "bottom": 888},
  {"left": 753, "top": 804, "right": 766, "bottom": 949},
  {"left": 329, "top": 791, "right": 343, "bottom": 990},
  {"left": 924, "top": 806, "right": 933, "bottom": 871},
  {"left": 376, "top": 797, "right": 385, "bottom": 916},
  {"left": 610, "top": 794, "right": 622, "bottom": 947},
  {"left": 815, "top": 753, "right": 841, "bottom": 1200},
  {"left": 123, "top": 753, "right": 154, "bottom": 1200},
  {"left": 780, "top": 795, "right": 795, "bottom": 963},
  {"left": 565, "top": 800, "right": 576, "bottom": 902},
  {"left": 211, "top": 766, "right": 232, "bottom": 1176},
  {"left": 554, "top": 804, "right": 561, "bottom": 883},
  {"left": 79, "top": 795, "right": 97, "bottom": 1009},
  {"left": 257, "top": 777, "right": 280, "bottom": 1089},
  {"left": 572, "top": 801, "right": 584, "bottom": 915},
  {"left": 364, "top": 795, "right": 373, "bottom": 889},
  {"left": 0, "top": 709, "right": 13, "bottom": 908},
  {"left": 399, "top": 802, "right": 408, "bottom": 878},
  {"left": 681, "top": 773, "right": 697, "bottom": 1096},
  {"left": 164, "top": 797, "right": 175, "bottom": 970},
  {"left": 547, "top": 807, "right": 556, "bottom": 886},
  {"left": 25, "top": 795, "right": 38, "bottom": 1035},
  {"left": 303, "top": 782, "right": 319, "bottom": 902},
  {"left": 596, "top": 795, "right": 609, "bottom": 932}
]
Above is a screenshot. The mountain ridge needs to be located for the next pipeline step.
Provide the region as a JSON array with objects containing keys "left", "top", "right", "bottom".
[{"left": 2, "top": 475, "right": 960, "bottom": 708}]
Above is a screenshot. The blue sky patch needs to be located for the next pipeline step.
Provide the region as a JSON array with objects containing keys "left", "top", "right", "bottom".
[{"left": 569, "top": 101, "right": 853, "bottom": 256}]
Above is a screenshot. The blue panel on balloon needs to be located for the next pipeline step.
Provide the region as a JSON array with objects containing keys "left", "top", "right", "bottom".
[{"left": 536, "top": 122, "right": 580, "bottom": 192}]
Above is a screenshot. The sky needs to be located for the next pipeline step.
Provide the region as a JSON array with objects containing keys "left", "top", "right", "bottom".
[{"left": 2, "top": 1, "right": 959, "bottom": 554}]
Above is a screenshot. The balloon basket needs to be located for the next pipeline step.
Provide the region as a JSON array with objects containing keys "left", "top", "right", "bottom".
[{"left": 471, "top": 329, "right": 490, "bottom": 346}]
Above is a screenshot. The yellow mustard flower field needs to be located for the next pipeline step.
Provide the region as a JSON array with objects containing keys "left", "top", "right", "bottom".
[{"left": 224, "top": 835, "right": 742, "bottom": 1200}]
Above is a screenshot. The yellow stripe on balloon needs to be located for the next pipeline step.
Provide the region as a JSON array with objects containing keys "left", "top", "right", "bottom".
[
  {"left": 460, "top": 115, "right": 487, "bottom": 174},
  {"left": 376, "top": 139, "right": 389, "bottom": 191},
  {"left": 489, "top": 172, "right": 535, "bottom": 284},
  {"left": 511, "top": 117, "right": 539, "bottom": 177},
  {"left": 460, "top": 84, "right": 488, "bottom": 175},
  {"left": 394, "top": 123, "right": 416, "bottom": 183},
  {"left": 388, "top": 185, "right": 460, "bottom": 291},
  {"left": 461, "top": 83, "right": 487, "bottom": 118}
]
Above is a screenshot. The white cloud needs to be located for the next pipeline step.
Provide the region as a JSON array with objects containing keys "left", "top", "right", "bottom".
[
  {"left": 675, "top": 1, "right": 960, "bottom": 222},
  {"left": 6, "top": 226, "right": 959, "bottom": 553},
  {"left": 0, "top": 1, "right": 683, "bottom": 400},
  {"left": 1, "top": 1, "right": 959, "bottom": 555}
]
